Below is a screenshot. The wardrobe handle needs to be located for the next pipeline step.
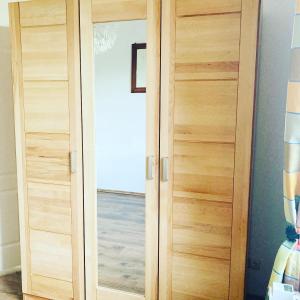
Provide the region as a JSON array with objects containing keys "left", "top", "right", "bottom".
[
  {"left": 146, "top": 156, "right": 154, "bottom": 180},
  {"left": 70, "top": 151, "right": 77, "bottom": 173},
  {"left": 161, "top": 157, "right": 169, "bottom": 182}
]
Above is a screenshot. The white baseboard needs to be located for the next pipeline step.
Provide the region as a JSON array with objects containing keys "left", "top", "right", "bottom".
[
  {"left": 0, "top": 265, "right": 21, "bottom": 276},
  {"left": 0, "top": 242, "right": 21, "bottom": 276},
  {"left": 97, "top": 188, "right": 145, "bottom": 197}
]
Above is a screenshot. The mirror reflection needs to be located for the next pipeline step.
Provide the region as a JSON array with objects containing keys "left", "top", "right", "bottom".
[{"left": 94, "top": 20, "right": 147, "bottom": 295}]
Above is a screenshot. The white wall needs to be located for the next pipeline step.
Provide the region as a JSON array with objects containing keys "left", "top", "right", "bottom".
[
  {"left": 246, "top": 0, "right": 296, "bottom": 297},
  {"left": 95, "top": 20, "right": 147, "bottom": 193},
  {"left": 0, "top": 2, "right": 9, "bottom": 27},
  {"left": 0, "top": 25, "right": 20, "bottom": 275}
]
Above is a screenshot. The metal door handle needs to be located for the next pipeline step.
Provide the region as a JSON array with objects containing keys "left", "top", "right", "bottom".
[
  {"left": 161, "top": 157, "right": 168, "bottom": 182},
  {"left": 146, "top": 156, "right": 154, "bottom": 180},
  {"left": 70, "top": 151, "right": 77, "bottom": 173}
]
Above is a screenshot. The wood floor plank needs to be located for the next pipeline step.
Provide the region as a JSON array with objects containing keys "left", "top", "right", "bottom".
[{"left": 97, "top": 192, "right": 145, "bottom": 295}]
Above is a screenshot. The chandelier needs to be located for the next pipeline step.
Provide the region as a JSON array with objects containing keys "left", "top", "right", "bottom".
[{"left": 94, "top": 24, "right": 118, "bottom": 55}]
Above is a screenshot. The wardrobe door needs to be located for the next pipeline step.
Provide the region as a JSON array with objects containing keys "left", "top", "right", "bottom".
[
  {"left": 80, "top": 0, "right": 160, "bottom": 299},
  {"left": 10, "top": 1, "right": 84, "bottom": 299},
  {"left": 160, "top": 1, "right": 259, "bottom": 300}
]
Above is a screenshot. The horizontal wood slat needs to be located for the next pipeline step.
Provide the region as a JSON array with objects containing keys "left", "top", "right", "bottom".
[
  {"left": 30, "top": 229, "right": 72, "bottom": 282},
  {"left": 92, "top": 0, "right": 147, "bottom": 22},
  {"left": 173, "top": 197, "right": 232, "bottom": 260},
  {"left": 20, "top": 0, "right": 66, "bottom": 27},
  {"left": 172, "top": 253, "right": 230, "bottom": 299},
  {"left": 21, "top": 25, "right": 68, "bottom": 80},
  {"left": 174, "top": 81, "right": 238, "bottom": 143},
  {"left": 31, "top": 274, "right": 73, "bottom": 300},
  {"left": 25, "top": 133, "right": 70, "bottom": 185},
  {"left": 174, "top": 141, "right": 235, "bottom": 203},
  {"left": 28, "top": 182, "right": 71, "bottom": 234},
  {"left": 175, "top": 13, "right": 241, "bottom": 80},
  {"left": 176, "top": 0, "right": 241, "bottom": 16},
  {"left": 24, "top": 81, "right": 69, "bottom": 134}
]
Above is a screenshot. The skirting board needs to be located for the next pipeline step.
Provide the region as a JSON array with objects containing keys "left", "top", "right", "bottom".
[
  {"left": 97, "top": 189, "right": 145, "bottom": 198},
  {"left": 0, "top": 242, "right": 21, "bottom": 276}
]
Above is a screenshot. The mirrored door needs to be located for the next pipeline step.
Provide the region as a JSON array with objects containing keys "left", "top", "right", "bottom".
[
  {"left": 80, "top": 1, "right": 161, "bottom": 299},
  {"left": 94, "top": 19, "right": 147, "bottom": 295}
]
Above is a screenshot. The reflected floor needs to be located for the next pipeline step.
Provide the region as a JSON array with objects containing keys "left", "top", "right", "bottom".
[{"left": 98, "top": 191, "right": 145, "bottom": 295}]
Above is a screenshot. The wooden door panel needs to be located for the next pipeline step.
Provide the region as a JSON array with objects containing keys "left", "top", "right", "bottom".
[
  {"left": 24, "top": 81, "right": 69, "bottom": 134},
  {"left": 10, "top": 0, "right": 84, "bottom": 298},
  {"left": 172, "top": 253, "right": 230, "bottom": 300},
  {"left": 174, "top": 81, "right": 238, "bottom": 143},
  {"left": 31, "top": 274, "right": 73, "bottom": 300},
  {"left": 20, "top": 0, "right": 66, "bottom": 27},
  {"left": 176, "top": 0, "right": 241, "bottom": 16},
  {"left": 175, "top": 13, "right": 241, "bottom": 80},
  {"left": 92, "top": 0, "right": 147, "bottom": 22},
  {"left": 174, "top": 141, "right": 234, "bottom": 203},
  {"left": 28, "top": 182, "right": 71, "bottom": 234},
  {"left": 160, "top": 0, "right": 259, "bottom": 299},
  {"left": 173, "top": 197, "right": 232, "bottom": 260},
  {"left": 21, "top": 25, "right": 68, "bottom": 80},
  {"left": 30, "top": 229, "right": 73, "bottom": 281},
  {"left": 25, "top": 133, "right": 70, "bottom": 184}
]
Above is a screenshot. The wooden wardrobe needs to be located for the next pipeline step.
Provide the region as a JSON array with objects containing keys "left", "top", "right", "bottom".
[{"left": 9, "top": 0, "right": 260, "bottom": 299}]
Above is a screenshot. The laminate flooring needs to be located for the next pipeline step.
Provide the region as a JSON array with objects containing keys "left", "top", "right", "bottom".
[
  {"left": 97, "top": 191, "right": 145, "bottom": 295},
  {"left": 0, "top": 272, "right": 22, "bottom": 300}
]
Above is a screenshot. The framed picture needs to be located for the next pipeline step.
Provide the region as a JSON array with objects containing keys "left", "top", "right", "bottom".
[{"left": 131, "top": 43, "right": 147, "bottom": 93}]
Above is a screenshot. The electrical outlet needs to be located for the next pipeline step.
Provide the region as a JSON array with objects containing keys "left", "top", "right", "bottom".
[{"left": 248, "top": 258, "right": 261, "bottom": 271}]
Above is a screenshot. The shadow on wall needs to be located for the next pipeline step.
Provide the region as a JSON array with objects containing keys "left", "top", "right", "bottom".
[
  {"left": 246, "top": 0, "right": 296, "bottom": 298},
  {"left": 0, "top": 26, "right": 20, "bottom": 276}
]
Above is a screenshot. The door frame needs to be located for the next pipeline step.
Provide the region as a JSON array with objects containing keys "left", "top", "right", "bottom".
[{"left": 79, "top": 1, "right": 161, "bottom": 299}]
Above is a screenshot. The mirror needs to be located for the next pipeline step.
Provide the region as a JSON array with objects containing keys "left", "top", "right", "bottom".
[{"left": 94, "top": 20, "right": 147, "bottom": 295}]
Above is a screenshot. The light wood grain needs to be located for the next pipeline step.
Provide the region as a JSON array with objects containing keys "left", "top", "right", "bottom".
[
  {"left": 92, "top": 0, "right": 147, "bottom": 22},
  {"left": 23, "top": 81, "right": 69, "bottom": 134},
  {"left": 21, "top": 25, "right": 68, "bottom": 80},
  {"left": 31, "top": 274, "right": 73, "bottom": 300},
  {"left": 173, "top": 197, "right": 232, "bottom": 260},
  {"left": 24, "top": 294, "right": 47, "bottom": 300},
  {"left": 174, "top": 80, "right": 238, "bottom": 143},
  {"left": 28, "top": 182, "right": 71, "bottom": 234},
  {"left": 79, "top": 0, "right": 98, "bottom": 299},
  {"left": 97, "top": 192, "right": 145, "bottom": 294},
  {"left": 175, "top": 13, "right": 241, "bottom": 80},
  {"left": 287, "top": 82, "right": 300, "bottom": 113},
  {"left": 297, "top": 0, "right": 300, "bottom": 14},
  {"left": 25, "top": 133, "right": 70, "bottom": 185},
  {"left": 176, "top": 0, "right": 241, "bottom": 16},
  {"left": 145, "top": 0, "right": 161, "bottom": 299},
  {"left": 9, "top": 3, "right": 32, "bottom": 294},
  {"left": 229, "top": 0, "right": 260, "bottom": 299},
  {"left": 11, "top": 0, "right": 85, "bottom": 299},
  {"left": 30, "top": 229, "right": 72, "bottom": 282},
  {"left": 66, "top": 0, "right": 85, "bottom": 298},
  {"left": 82, "top": 0, "right": 160, "bottom": 299},
  {"left": 172, "top": 253, "right": 230, "bottom": 299},
  {"left": 20, "top": 0, "right": 66, "bottom": 27},
  {"left": 159, "top": 0, "right": 175, "bottom": 298},
  {"left": 174, "top": 141, "right": 235, "bottom": 203}
]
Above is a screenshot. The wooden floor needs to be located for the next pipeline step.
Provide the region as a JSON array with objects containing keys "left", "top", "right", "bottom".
[
  {"left": 98, "top": 191, "right": 145, "bottom": 295},
  {"left": 0, "top": 272, "right": 22, "bottom": 299}
]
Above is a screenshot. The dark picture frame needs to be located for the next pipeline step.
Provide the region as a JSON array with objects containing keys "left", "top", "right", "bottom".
[{"left": 131, "top": 43, "right": 147, "bottom": 93}]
